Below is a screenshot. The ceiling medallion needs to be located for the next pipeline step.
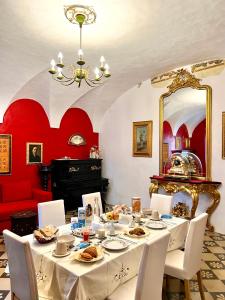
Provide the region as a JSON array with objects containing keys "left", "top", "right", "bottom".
[{"left": 48, "top": 5, "right": 111, "bottom": 88}]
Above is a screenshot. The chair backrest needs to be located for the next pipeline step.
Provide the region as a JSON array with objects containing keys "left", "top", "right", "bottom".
[
  {"left": 82, "top": 192, "right": 103, "bottom": 215},
  {"left": 150, "top": 193, "right": 173, "bottom": 215},
  {"left": 3, "top": 229, "right": 38, "bottom": 300},
  {"left": 38, "top": 199, "right": 65, "bottom": 227},
  {"left": 135, "top": 231, "right": 170, "bottom": 300},
  {"left": 183, "top": 213, "right": 208, "bottom": 278}
]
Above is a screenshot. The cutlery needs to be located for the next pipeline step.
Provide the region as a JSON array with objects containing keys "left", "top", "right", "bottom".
[{"left": 117, "top": 235, "right": 138, "bottom": 245}]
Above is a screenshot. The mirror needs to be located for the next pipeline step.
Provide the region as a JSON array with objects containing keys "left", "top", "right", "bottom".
[{"left": 159, "top": 69, "right": 212, "bottom": 180}]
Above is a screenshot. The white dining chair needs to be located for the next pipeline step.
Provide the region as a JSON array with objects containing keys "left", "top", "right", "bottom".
[
  {"left": 150, "top": 193, "right": 173, "bottom": 215},
  {"left": 82, "top": 192, "right": 103, "bottom": 215},
  {"left": 3, "top": 229, "right": 43, "bottom": 300},
  {"left": 164, "top": 213, "right": 208, "bottom": 300},
  {"left": 107, "top": 231, "right": 171, "bottom": 300},
  {"left": 38, "top": 199, "right": 65, "bottom": 227}
]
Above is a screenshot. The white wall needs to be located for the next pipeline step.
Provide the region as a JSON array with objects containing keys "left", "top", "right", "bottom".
[{"left": 100, "top": 71, "right": 225, "bottom": 234}]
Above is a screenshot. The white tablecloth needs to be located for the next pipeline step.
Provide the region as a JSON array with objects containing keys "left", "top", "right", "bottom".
[{"left": 24, "top": 217, "right": 188, "bottom": 300}]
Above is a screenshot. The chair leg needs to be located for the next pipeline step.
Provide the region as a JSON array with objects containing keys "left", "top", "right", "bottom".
[
  {"left": 184, "top": 280, "right": 191, "bottom": 300},
  {"left": 197, "top": 271, "right": 205, "bottom": 300}
]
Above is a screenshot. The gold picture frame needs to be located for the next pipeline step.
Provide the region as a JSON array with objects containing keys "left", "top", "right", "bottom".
[
  {"left": 0, "top": 134, "right": 12, "bottom": 175},
  {"left": 222, "top": 112, "right": 225, "bottom": 159},
  {"left": 26, "top": 142, "right": 43, "bottom": 164},
  {"left": 133, "top": 121, "right": 152, "bottom": 157}
]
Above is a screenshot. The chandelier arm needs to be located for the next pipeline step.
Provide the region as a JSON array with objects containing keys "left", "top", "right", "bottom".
[
  {"left": 85, "top": 78, "right": 96, "bottom": 87},
  {"left": 52, "top": 77, "right": 74, "bottom": 85},
  {"left": 61, "top": 79, "right": 76, "bottom": 86}
]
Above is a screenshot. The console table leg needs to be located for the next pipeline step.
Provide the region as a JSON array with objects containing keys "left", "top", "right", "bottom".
[
  {"left": 149, "top": 182, "right": 159, "bottom": 198},
  {"left": 190, "top": 189, "right": 199, "bottom": 219},
  {"left": 205, "top": 188, "right": 220, "bottom": 232}
]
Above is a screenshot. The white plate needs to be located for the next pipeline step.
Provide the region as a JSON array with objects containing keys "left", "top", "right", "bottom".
[
  {"left": 102, "top": 214, "right": 119, "bottom": 223},
  {"left": 52, "top": 250, "right": 71, "bottom": 258},
  {"left": 102, "top": 239, "right": 128, "bottom": 250},
  {"left": 73, "top": 246, "right": 104, "bottom": 263},
  {"left": 72, "top": 228, "right": 95, "bottom": 238},
  {"left": 146, "top": 221, "right": 167, "bottom": 230},
  {"left": 126, "top": 228, "right": 150, "bottom": 238}
]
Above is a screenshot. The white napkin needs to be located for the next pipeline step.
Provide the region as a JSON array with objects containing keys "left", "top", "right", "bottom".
[{"left": 119, "top": 214, "right": 133, "bottom": 225}]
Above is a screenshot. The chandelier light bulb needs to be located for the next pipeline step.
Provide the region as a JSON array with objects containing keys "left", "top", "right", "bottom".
[
  {"left": 94, "top": 67, "right": 100, "bottom": 80},
  {"left": 51, "top": 59, "right": 56, "bottom": 68},
  {"left": 57, "top": 67, "right": 63, "bottom": 80},
  {"left": 100, "top": 56, "right": 105, "bottom": 67},
  {"left": 58, "top": 52, "right": 63, "bottom": 63},
  {"left": 78, "top": 49, "right": 84, "bottom": 59}
]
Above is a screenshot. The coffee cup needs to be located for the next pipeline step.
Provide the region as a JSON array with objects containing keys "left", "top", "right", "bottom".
[
  {"left": 55, "top": 241, "right": 68, "bottom": 255},
  {"left": 97, "top": 228, "right": 105, "bottom": 239},
  {"left": 152, "top": 210, "right": 160, "bottom": 220}
]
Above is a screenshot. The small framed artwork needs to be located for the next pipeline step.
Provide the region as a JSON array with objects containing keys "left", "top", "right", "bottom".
[
  {"left": 175, "top": 136, "right": 181, "bottom": 150},
  {"left": 133, "top": 121, "right": 153, "bottom": 157},
  {"left": 222, "top": 112, "right": 225, "bottom": 159},
  {"left": 162, "top": 143, "right": 169, "bottom": 163},
  {"left": 26, "top": 142, "right": 43, "bottom": 164},
  {"left": 0, "top": 134, "right": 12, "bottom": 175},
  {"left": 185, "top": 137, "right": 190, "bottom": 148}
]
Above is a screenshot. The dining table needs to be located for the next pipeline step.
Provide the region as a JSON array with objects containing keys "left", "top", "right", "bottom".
[{"left": 24, "top": 215, "right": 188, "bottom": 300}]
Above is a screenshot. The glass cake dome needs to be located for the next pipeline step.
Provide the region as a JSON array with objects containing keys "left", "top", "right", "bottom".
[{"left": 164, "top": 151, "right": 203, "bottom": 178}]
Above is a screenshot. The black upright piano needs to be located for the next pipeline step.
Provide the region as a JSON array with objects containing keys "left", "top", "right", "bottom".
[{"left": 51, "top": 159, "right": 109, "bottom": 211}]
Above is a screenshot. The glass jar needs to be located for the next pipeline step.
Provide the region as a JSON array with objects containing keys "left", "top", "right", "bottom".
[{"left": 132, "top": 197, "right": 141, "bottom": 213}]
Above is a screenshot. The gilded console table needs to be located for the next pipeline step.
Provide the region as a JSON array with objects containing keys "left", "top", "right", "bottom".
[{"left": 149, "top": 176, "right": 221, "bottom": 231}]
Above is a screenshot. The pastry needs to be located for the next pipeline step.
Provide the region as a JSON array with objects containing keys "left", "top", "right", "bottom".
[
  {"left": 129, "top": 227, "right": 145, "bottom": 236},
  {"left": 83, "top": 246, "right": 98, "bottom": 258},
  {"left": 80, "top": 252, "right": 93, "bottom": 261}
]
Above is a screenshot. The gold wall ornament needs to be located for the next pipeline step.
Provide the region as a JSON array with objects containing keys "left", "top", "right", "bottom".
[
  {"left": 191, "top": 59, "right": 224, "bottom": 73},
  {"left": 167, "top": 69, "right": 201, "bottom": 93},
  {"left": 149, "top": 176, "right": 221, "bottom": 232},
  {"left": 159, "top": 69, "right": 212, "bottom": 180},
  {"left": 151, "top": 71, "right": 177, "bottom": 86}
]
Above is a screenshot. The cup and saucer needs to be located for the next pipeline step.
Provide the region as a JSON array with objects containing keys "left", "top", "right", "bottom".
[
  {"left": 52, "top": 241, "right": 71, "bottom": 257},
  {"left": 149, "top": 210, "right": 161, "bottom": 221}
]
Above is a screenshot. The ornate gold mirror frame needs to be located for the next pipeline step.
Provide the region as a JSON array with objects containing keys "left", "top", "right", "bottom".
[{"left": 159, "top": 69, "right": 212, "bottom": 180}]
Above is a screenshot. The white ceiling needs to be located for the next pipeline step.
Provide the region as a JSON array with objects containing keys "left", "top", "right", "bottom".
[{"left": 1, "top": 0, "right": 225, "bottom": 129}]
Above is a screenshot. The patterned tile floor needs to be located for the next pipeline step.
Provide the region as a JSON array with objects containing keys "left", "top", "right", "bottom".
[{"left": 1, "top": 229, "right": 225, "bottom": 299}]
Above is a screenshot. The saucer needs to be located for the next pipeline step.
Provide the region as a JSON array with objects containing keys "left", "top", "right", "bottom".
[
  {"left": 52, "top": 250, "right": 71, "bottom": 258},
  {"left": 149, "top": 217, "right": 162, "bottom": 221}
]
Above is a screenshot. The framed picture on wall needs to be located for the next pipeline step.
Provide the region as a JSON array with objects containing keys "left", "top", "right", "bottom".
[
  {"left": 222, "top": 112, "right": 225, "bottom": 159},
  {"left": 26, "top": 142, "right": 43, "bottom": 164},
  {"left": 175, "top": 136, "right": 181, "bottom": 150},
  {"left": 133, "top": 121, "right": 153, "bottom": 157},
  {"left": 0, "top": 134, "right": 12, "bottom": 175}
]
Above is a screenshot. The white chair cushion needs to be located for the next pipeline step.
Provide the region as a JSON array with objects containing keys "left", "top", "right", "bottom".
[
  {"left": 107, "top": 276, "right": 137, "bottom": 300},
  {"left": 164, "top": 249, "right": 186, "bottom": 279}
]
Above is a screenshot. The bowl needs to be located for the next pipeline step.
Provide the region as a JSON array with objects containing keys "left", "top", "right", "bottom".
[{"left": 57, "top": 234, "right": 75, "bottom": 247}]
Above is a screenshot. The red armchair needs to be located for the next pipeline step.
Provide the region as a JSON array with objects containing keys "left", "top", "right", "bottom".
[{"left": 0, "top": 180, "right": 52, "bottom": 232}]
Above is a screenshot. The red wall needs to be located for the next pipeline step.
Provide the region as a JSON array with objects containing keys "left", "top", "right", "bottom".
[
  {"left": 191, "top": 119, "right": 206, "bottom": 174},
  {"left": 176, "top": 124, "right": 189, "bottom": 149},
  {"left": 0, "top": 99, "right": 98, "bottom": 188},
  {"left": 163, "top": 121, "right": 174, "bottom": 157}
]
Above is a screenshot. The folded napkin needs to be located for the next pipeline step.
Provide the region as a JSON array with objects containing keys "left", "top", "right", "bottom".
[{"left": 161, "top": 214, "right": 173, "bottom": 219}]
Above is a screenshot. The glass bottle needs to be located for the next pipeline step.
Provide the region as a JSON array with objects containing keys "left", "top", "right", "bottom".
[
  {"left": 94, "top": 197, "right": 100, "bottom": 217},
  {"left": 85, "top": 204, "right": 93, "bottom": 226}
]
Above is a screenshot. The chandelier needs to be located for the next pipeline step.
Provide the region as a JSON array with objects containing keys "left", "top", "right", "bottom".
[{"left": 48, "top": 5, "right": 111, "bottom": 87}]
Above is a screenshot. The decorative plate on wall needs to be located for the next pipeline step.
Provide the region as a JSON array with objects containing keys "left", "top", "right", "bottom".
[{"left": 68, "top": 134, "right": 86, "bottom": 146}]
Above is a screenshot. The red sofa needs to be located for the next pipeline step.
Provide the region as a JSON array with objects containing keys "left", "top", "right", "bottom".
[{"left": 0, "top": 180, "right": 52, "bottom": 233}]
